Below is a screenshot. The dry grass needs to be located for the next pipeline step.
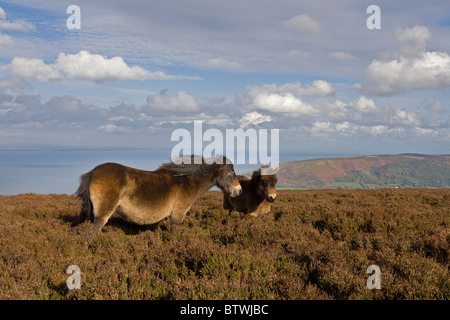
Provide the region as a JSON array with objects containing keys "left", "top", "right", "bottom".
[{"left": 0, "top": 189, "right": 448, "bottom": 300}]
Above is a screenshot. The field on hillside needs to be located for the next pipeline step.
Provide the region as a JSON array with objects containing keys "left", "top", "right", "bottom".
[
  {"left": 278, "top": 154, "right": 450, "bottom": 189},
  {"left": 0, "top": 189, "right": 448, "bottom": 300}
]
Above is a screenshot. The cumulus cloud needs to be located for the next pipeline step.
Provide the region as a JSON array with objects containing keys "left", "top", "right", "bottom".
[
  {"left": 390, "top": 109, "right": 421, "bottom": 127},
  {"left": 0, "top": 76, "right": 32, "bottom": 95},
  {"left": 236, "top": 81, "right": 337, "bottom": 118},
  {"left": 98, "top": 123, "right": 134, "bottom": 133},
  {"left": 348, "top": 96, "right": 378, "bottom": 113},
  {"left": 335, "top": 121, "right": 351, "bottom": 132},
  {"left": 304, "top": 80, "right": 335, "bottom": 96},
  {"left": 395, "top": 25, "right": 431, "bottom": 57},
  {"left": 252, "top": 92, "right": 316, "bottom": 115},
  {"left": 145, "top": 90, "right": 200, "bottom": 113},
  {"left": 207, "top": 58, "right": 241, "bottom": 70},
  {"left": 5, "top": 50, "right": 183, "bottom": 83},
  {"left": 0, "top": 6, "right": 35, "bottom": 46},
  {"left": 55, "top": 51, "right": 152, "bottom": 82},
  {"left": 283, "top": 14, "right": 326, "bottom": 35},
  {"left": 329, "top": 51, "right": 357, "bottom": 61},
  {"left": 0, "top": 8, "right": 34, "bottom": 31},
  {"left": 364, "top": 125, "right": 389, "bottom": 137},
  {"left": 359, "top": 26, "right": 450, "bottom": 95},
  {"left": 239, "top": 111, "right": 272, "bottom": 128},
  {"left": 311, "top": 121, "right": 334, "bottom": 137},
  {"left": 10, "top": 57, "right": 62, "bottom": 82},
  {"left": 415, "top": 127, "right": 437, "bottom": 137},
  {"left": 0, "top": 32, "right": 11, "bottom": 45},
  {"left": 264, "top": 80, "right": 335, "bottom": 97}
]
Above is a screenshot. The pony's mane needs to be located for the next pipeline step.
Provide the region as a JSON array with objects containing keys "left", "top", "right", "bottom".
[{"left": 156, "top": 155, "right": 231, "bottom": 176}]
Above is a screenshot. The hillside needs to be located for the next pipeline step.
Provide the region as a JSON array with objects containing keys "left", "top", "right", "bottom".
[
  {"left": 0, "top": 190, "right": 448, "bottom": 300},
  {"left": 277, "top": 154, "right": 450, "bottom": 189}
]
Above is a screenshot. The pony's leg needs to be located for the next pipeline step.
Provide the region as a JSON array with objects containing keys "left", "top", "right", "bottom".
[
  {"left": 170, "top": 209, "right": 188, "bottom": 225},
  {"left": 222, "top": 194, "right": 233, "bottom": 212},
  {"left": 87, "top": 194, "right": 120, "bottom": 243},
  {"left": 84, "top": 209, "right": 116, "bottom": 244},
  {"left": 169, "top": 203, "right": 193, "bottom": 225},
  {"left": 248, "top": 202, "right": 271, "bottom": 217}
]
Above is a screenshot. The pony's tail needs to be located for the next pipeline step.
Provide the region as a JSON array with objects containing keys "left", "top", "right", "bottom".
[{"left": 72, "top": 171, "right": 94, "bottom": 227}]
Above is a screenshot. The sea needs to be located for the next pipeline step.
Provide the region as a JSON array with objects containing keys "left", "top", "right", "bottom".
[{"left": 0, "top": 148, "right": 341, "bottom": 195}]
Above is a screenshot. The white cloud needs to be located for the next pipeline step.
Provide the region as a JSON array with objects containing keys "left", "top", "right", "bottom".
[
  {"left": 415, "top": 127, "right": 437, "bottom": 137},
  {"left": 311, "top": 121, "right": 334, "bottom": 137},
  {"left": 336, "top": 121, "right": 350, "bottom": 132},
  {"left": 237, "top": 81, "right": 335, "bottom": 118},
  {"left": 10, "top": 57, "right": 62, "bottom": 82},
  {"left": 0, "top": 18, "right": 35, "bottom": 32},
  {"left": 98, "top": 124, "right": 134, "bottom": 133},
  {"left": 283, "top": 14, "right": 326, "bottom": 35},
  {"left": 5, "top": 51, "right": 183, "bottom": 83},
  {"left": 329, "top": 51, "right": 357, "bottom": 61},
  {"left": 239, "top": 111, "right": 272, "bottom": 128},
  {"left": 107, "top": 115, "right": 135, "bottom": 122},
  {"left": 0, "top": 6, "right": 35, "bottom": 32},
  {"left": 0, "top": 6, "right": 35, "bottom": 46},
  {"left": 363, "top": 52, "right": 450, "bottom": 95},
  {"left": 360, "top": 26, "right": 450, "bottom": 95},
  {"left": 244, "top": 81, "right": 333, "bottom": 98},
  {"left": 55, "top": 51, "right": 160, "bottom": 82},
  {"left": 365, "top": 125, "right": 389, "bottom": 136},
  {"left": 0, "top": 32, "right": 11, "bottom": 45},
  {"left": 390, "top": 109, "right": 421, "bottom": 127},
  {"left": 145, "top": 90, "right": 199, "bottom": 112},
  {"left": 349, "top": 96, "right": 378, "bottom": 113},
  {"left": 250, "top": 92, "right": 317, "bottom": 116},
  {"left": 207, "top": 58, "right": 241, "bottom": 70},
  {"left": 395, "top": 25, "right": 431, "bottom": 57},
  {"left": 301, "top": 80, "right": 335, "bottom": 96}
]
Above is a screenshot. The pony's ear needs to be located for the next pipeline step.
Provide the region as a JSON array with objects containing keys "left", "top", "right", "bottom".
[{"left": 251, "top": 168, "right": 261, "bottom": 181}]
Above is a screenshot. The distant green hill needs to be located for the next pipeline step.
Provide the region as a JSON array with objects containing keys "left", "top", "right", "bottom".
[{"left": 277, "top": 154, "right": 450, "bottom": 189}]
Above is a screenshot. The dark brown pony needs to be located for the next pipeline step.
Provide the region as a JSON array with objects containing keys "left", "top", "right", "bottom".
[
  {"left": 72, "top": 155, "right": 241, "bottom": 239},
  {"left": 222, "top": 166, "right": 278, "bottom": 217}
]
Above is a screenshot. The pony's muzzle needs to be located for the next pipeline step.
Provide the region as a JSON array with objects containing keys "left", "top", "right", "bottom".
[
  {"left": 267, "top": 194, "right": 276, "bottom": 202},
  {"left": 230, "top": 185, "right": 242, "bottom": 197}
]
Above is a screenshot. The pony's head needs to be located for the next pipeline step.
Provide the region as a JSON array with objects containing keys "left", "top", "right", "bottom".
[
  {"left": 212, "top": 156, "right": 242, "bottom": 198},
  {"left": 166, "top": 155, "right": 242, "bottom": 197},
  {"left": 253, "top": 166, "right": 278, "bottom": 202}
]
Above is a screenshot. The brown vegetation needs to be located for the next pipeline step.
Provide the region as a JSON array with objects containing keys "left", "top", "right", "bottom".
[{"left": 0, "top": 189, "right": 448, "bottom": 300}]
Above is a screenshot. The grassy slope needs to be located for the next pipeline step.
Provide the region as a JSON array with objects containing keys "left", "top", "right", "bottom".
[
  {"left": 0, "top": 190, "right": 449, "bottom": 300},
  {"left": 278, "top": 154, "right": 450, "bottom": 189}
]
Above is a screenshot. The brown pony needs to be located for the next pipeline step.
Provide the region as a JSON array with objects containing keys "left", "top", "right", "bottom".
[
  {"left": 72, "top": 155, "right": 241, "bottom": 239},
  {"left": 223, "top": 166, "right": 278, "bottom": 217}
]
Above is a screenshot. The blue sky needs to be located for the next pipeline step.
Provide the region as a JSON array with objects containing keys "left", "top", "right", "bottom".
[{"left": 0, "top": 0, "right": 449, "bottom": 157}]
